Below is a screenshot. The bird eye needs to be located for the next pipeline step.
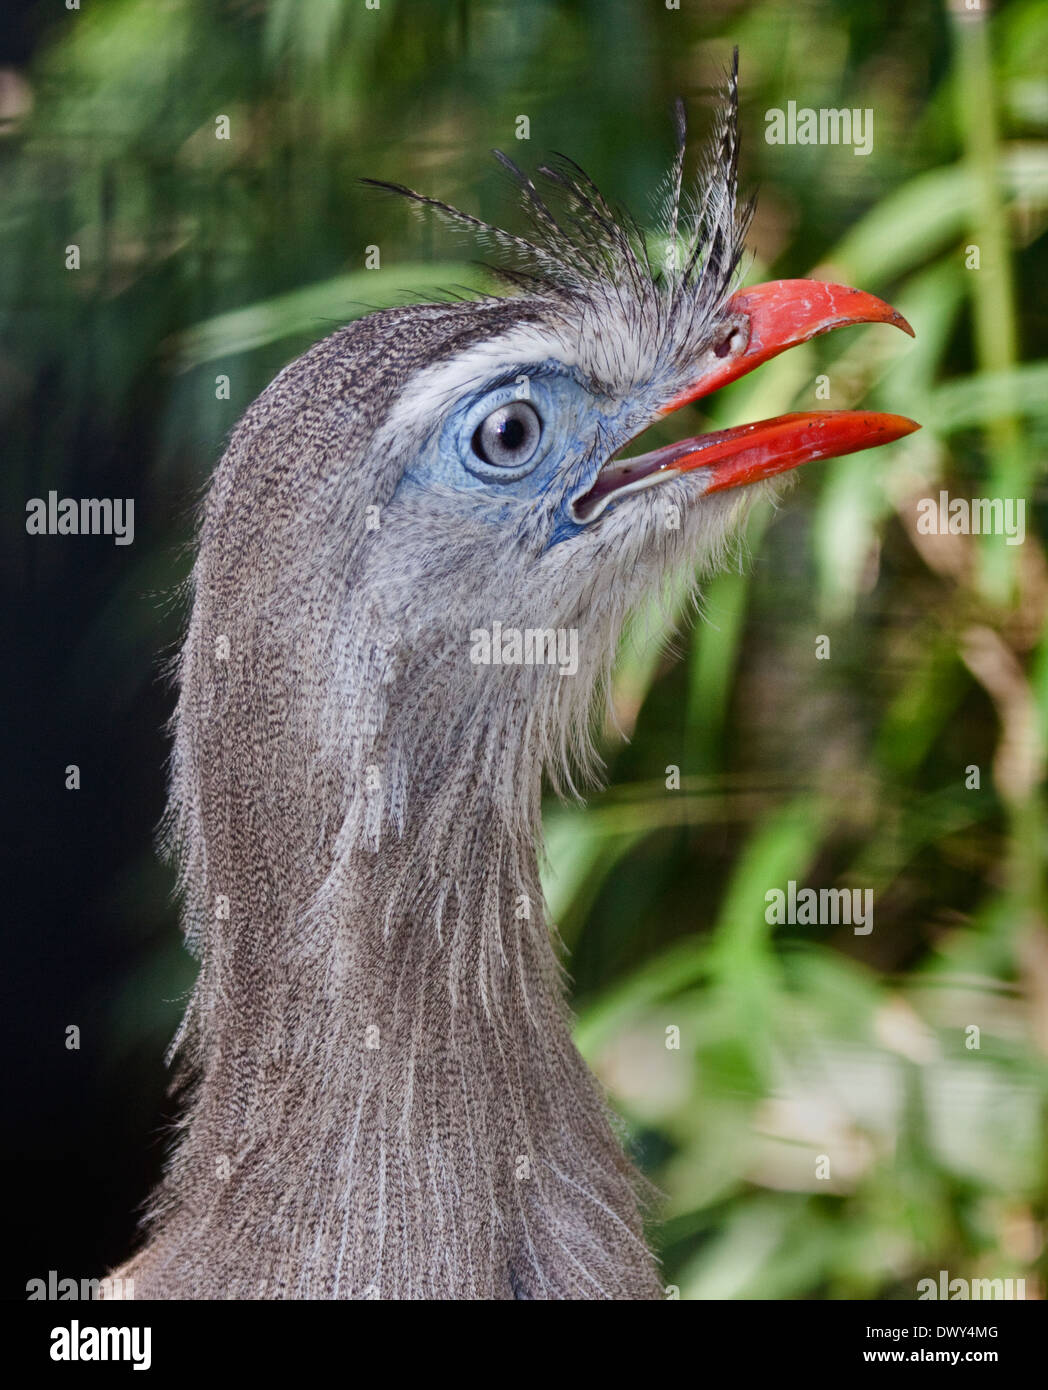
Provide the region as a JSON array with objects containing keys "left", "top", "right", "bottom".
[{"left": 471, "top": 401, "right": 542, "bottom": 468}]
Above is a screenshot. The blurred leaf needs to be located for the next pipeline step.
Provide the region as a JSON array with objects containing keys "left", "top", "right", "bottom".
[{"left": 173, "top": 263, "right": 489, "bottom": 366}]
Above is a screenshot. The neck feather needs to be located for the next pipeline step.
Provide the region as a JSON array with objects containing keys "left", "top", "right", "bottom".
[{"left": 140, "top": 652, "right": 660, "bottom": 1298}]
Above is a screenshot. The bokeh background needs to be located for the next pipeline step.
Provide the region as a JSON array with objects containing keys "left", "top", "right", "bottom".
[{"left": 4, "top": 0, "right": 1046, "bottom": 1299}]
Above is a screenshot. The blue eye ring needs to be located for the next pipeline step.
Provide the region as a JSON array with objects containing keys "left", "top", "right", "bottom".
[{"left": 453, "top": 381, "right": 554, "bottom": 483}]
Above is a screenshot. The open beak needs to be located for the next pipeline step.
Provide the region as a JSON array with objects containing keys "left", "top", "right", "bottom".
[{"left": 574, "top": 279, "right": 919, "bottom": 522}]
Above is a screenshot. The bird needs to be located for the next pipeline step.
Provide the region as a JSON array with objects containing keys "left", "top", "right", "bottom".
[{"left": 110, "top": 55, "right": 916, "bottom": 1301}]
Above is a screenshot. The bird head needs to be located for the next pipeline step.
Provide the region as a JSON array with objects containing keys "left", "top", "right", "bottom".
[{"left": 187, "top": 59, "right": 916, "bottom": 870}]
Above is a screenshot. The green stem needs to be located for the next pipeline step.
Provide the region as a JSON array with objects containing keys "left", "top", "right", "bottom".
[{"left": 948, "top": 0, "right": 1024, "bottom": 600}]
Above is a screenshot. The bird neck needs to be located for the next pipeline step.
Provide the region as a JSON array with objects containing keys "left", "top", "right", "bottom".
[{"left": 136, "top": 603, "right": 661, "bottom": 1296}]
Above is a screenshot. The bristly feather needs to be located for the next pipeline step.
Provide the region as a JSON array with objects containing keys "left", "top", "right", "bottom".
[
  {"left": 361, "top": 49, "right": 752, "bottom": 330},
  {"left": 663, "top": 96, "right": 688, "bottom": 271}
]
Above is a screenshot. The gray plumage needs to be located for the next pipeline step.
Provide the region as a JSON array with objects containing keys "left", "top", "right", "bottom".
[{"left": 115, "top": 63, "right": 757, "bottom": 1300}]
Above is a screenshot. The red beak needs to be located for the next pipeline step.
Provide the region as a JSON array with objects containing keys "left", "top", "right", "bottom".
[{"left": 574, "top": 280, "right": 919, "bottom": 521}]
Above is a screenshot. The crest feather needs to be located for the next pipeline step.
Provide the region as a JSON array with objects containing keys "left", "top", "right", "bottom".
[{"left": 362, "top": 48, "right": 752, "bottom": 329}]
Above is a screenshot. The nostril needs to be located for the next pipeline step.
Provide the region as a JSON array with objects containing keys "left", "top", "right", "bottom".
[{"left": 713, "top": 333, "right": 735, "bottom": 358}]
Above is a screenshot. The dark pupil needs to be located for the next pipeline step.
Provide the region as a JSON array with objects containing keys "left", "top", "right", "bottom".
[{"left": 497, "top": 414, "right": 526, "bottom": 450}]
